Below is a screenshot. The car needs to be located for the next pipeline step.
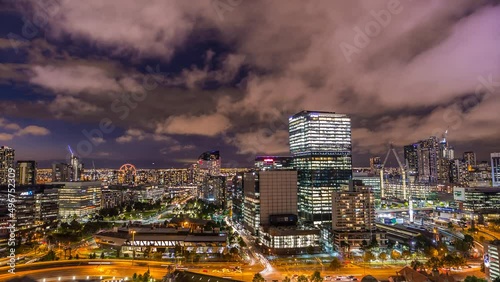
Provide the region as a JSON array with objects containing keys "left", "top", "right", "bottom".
[
  {"left": 352, "top": 278, "right": 358, "bottom": 281},
  {"left": 335, "top": 278, "right": 343, "bottom": 281},
  {"left": 347, "top": 276, "right": 355, "bottom": 279}
]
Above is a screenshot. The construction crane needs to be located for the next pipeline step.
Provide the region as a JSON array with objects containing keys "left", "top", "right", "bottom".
[{"left": 379, "top": 144, "right": 414, "bottom": 222}]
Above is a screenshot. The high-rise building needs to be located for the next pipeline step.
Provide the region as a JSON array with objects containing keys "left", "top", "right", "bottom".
[
  {"left": 369, "top": 157, "right": 381, "bottom": 172},
  {"left": 450, "top": 158, "right": 468, "bottom": 185},
  {"left": 0, "top": 146, "right": 15, "bottom": 185},
  {"left": 464, "top": 151, "right": 477, "bottom": 167},
  {"left": 258, "top": 170, "right": 298, "bottom": 226},
  {"left": 289, "top": 110, "right": 352, "bottom": 225},
  {"left": 491, "top": 153, "right": 500, "bottom": 187},
  {"left": 331, "top": 180, "right": 386, "bottom": 251},
  {"left": 202, "top": 175, "right": 226, "bottom": 207},
  {"left": 52, "top": 163, "right": 70, "bottom": 182},
  {"left": 242, "top": 172, "right": 260, "bottom": 235},
  {"left": 69, "top": 154, "right": 83, "bottom": 181},
  {"left": 198, "top": 150, "right": 221, "bottom": 176},
  {"left": 404, "top": 144, "right": 419, "bottom": 177},
  {"left": 16, "top": 160, "right": 37, "bottom": 185},
  {"left": 416, "top": 137, "right": 439, "bottom": 184}
]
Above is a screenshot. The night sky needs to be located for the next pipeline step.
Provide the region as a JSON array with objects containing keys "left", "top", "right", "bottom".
[{"left": 0, "top": 0, "right": 499, "bottom": 169}]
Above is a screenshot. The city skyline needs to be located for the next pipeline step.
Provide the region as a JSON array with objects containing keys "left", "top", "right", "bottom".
[{"left": 0, "top": 1, "right": 499, "bottom": 168}]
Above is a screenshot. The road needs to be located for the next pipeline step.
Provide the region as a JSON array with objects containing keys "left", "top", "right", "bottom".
[{"left": 0, "top": 257, "right": 487, "bottom": 282}]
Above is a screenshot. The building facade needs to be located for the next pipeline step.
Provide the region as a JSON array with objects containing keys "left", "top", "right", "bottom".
[
  {"left": 485, "top": 240, "right": 500, "bottom": 282},
  {"left": 332, "top": 180, "right": 386, "bottom": 251},
  {"left": 0, "top": 146, "right": 15, "bottom": 185},
  {"left": 55, "top": 181, "right": 102, "bottom": 219},
  {"left": 289, "top": 110, "right": 352, "bottom": 225},
  {"left": 491, "top": 153, "right": 500, "bottom": 187},
  {"left": 16, "top": 160, "right": 37, "bottom": 185}
]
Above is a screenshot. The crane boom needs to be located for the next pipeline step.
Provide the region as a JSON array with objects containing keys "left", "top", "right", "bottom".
[{"left": 379, "top": 144, "right": 413, "bottom": 222}]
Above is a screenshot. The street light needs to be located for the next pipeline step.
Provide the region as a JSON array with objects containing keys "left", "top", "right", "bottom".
[{"left": 130, "top": 230, "right": 137, "bottom": 265}]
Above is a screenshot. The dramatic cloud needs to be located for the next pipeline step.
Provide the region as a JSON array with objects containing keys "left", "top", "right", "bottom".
[
  {"left": 3, "top": 0, "right": 500, "bottom": 165},
  {"left": 30, "top": 65, "right": 144, "bottom": 95},
  {"left": 155, "top": 114, "right": 231, "bottom": 137},
  {"left": 0, "top": 118, "right": 50, "bottom": 139},
  {"left": 116, "top": 128, "right": 172, "bottom": 144}
]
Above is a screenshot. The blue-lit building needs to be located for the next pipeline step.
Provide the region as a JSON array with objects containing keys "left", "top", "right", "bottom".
[{"left": 289, "top": 110, "right": 352, "bottom": 225}]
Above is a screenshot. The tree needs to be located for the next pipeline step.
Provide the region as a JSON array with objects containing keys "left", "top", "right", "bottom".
[
  {"left": 75, "top": 254, "right": 79, "bottom": 259},
  {"left": 447, "top": 222, "right": 454, "bottom": 230},
  {"left": 401, "top": 250, "right": 411, "bottom": 264},
  {"left": 297, "top": 275, "right": 309, "bottom": 282},
  {"left": 311, "top": 271, "right": 323, "bottom": 282},
  {"left": 425, "top": 246, "right": 439, "bottom": 258},
  {"left": 390, "top": 250, "right": 401, "bottom": 261},
  {"left": 252, "top": 273, "right": 265, "bottom": 282},
  {"left": 363, "top": 251, "right": 376, "bottom": 263},
  {"left": 100, "top": 252, "right": 105, "bottom": 259},
  {"left": 283, "top": 277, "right": 291, "bottom": 282},
  {"left": 329, "top": 257, "right": 343, "bottom": 271},
  {"left": 426, "top": 257, "right": 442, "bottom": 270},
  {"left": 378, "top": 252, "right": 387, "bottom": 264},
  {"left": 411, "top": 260, "right": 424, "bottom": 271},
  {"left": 463, "top": 276, "right": 487, "bottom": 282}
]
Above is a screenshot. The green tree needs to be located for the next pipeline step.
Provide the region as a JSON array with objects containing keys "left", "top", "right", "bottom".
[
  {"left": 390, "top": 250, "right": 401, "bottom": 261},
  {"left": 426, "top": 256, "right": 442, "bottom": 270},
  {"left": 252, "top": 273, "right": 265, "bottom": 282},
  {"left": 463, "top": 276, "right": 487, "bottom": 282},
  {"left": 298, "top": 275, "right": 309, "bottom": 282},
  {"left": 311, "top": 271, "right": 323, "bottom": 282},
  {"left": 329, "top": 257, "right": 342, "bottom": 271},
  {"left": 378, "top": 252, "right": 387, "bottom": 264},
  {"left": 100, "top": 252, "right": 105, "bottom": 259},
  {"left": 363, "top": 251, "right": 376, "bottom": 263}
]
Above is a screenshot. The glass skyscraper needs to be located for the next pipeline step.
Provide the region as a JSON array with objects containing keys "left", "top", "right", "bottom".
[{"left": 289, "top": 110, "right": 352, "bottom": 225}]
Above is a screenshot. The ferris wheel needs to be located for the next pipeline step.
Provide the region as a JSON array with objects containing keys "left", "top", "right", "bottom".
[{"left": 119, "top": 163, "right": 136, "bottom": 184}]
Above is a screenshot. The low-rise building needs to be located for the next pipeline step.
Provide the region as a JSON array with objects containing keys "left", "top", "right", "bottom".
[
  {"left": 258, "top": 225, "right": 320, "bottom": 255},
  {"left": 94, "top": 227, "right": 227, "bottom": 258}
]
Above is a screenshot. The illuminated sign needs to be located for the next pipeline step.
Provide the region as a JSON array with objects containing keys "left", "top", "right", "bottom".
[
  {"left": 20, "top": 191, "right": 33, "bottom": 196},
  {"left": 263, "top": 159, "right": 274, "bottom": 162}
]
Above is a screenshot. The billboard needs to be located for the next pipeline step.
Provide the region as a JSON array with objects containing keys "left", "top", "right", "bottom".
[{"left": 453, "top": 187, "right": 466, "bottom": 201}]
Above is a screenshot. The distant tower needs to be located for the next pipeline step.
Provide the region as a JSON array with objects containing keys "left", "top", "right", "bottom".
[
  {"left": 492, "top": 153, "right": 500, "bottom": 187},
  {"left": 16, "top": 160, "right": 37, "bottom": 185},
  {"left": 0, "top": 146, "right": 15, "bottom": 185},
  {"left": 68, "top": 146, "right": 83, "bottom": 181}
]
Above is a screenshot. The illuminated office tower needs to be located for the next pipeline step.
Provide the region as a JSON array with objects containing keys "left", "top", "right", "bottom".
[
  {"left": 289, "top": 110, "right": 352, "bottom": 225},
  {"left": 52, "top": 163, "right": 70, "bottom": 182},
  {"left": 492, "top": 153, "right": 500, "bottom": 187},
  {"left": 464, "top": 151, "right": 477, "bottom": 167},
  {"left": 0, "top": 146, "right": 15, "bottom": 185},
  {"left": 16, "top": 160, "right": 37, "bottom": 185},
  {"left": 416, "top": 136, "right": 439, "bottom": 184}
]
